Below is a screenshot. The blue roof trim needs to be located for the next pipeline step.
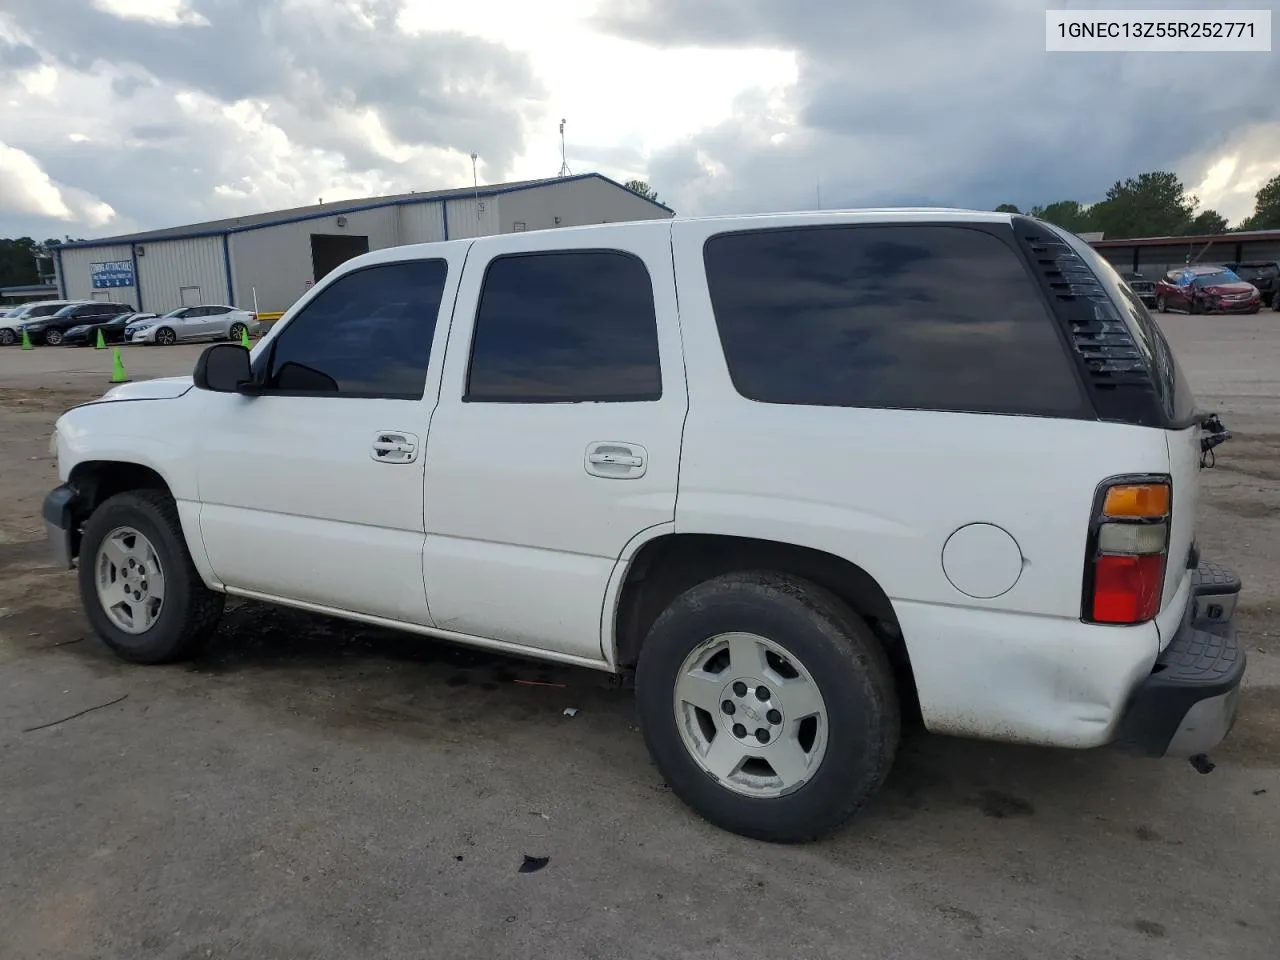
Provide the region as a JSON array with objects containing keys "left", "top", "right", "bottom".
[
  {"left": 53, "top": 174, "right": 674, "bottom": 251},
  {"left": 1, "top": 284, "right": 59, "bottom": 295}
]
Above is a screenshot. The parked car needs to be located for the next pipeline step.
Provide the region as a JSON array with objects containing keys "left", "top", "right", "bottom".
[
  {"left": 63, "top": 312, "right": 156, "bottom": 346},
  {"left": 1223, "top": 261, "right": 1280, "bottom": 310},
  {"left": 0, "top": 300, "right": 90, "bottom": 345},
  {"left": 20, "top": 301, "right": 136, "bottom": 345},
  {"left": 44, "top": 211, "right": 1244, "bottom": 843},
  {"left": 1122, "top": 273, "right": 1158, "bottom": 309},
  {"left": 127, "top": 305, "right": 260, "bottom": 345},
  {"left": 1154, "top": 264, "right": 1261, "bottom": 314}
]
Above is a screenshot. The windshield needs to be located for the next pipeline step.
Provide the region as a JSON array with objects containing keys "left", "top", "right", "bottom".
[
  {"left": 1234, "top": 264, "right": 1278, "bottom": 281},
  {"left": 1054, "top": 227, "right": 1197, "bottom": 427},
  {"left": 1192, "top": 272, "right": 1241, "bottom": 287},
  {"left": 28, "top": 303, "right": 67, "bottom": 318}
]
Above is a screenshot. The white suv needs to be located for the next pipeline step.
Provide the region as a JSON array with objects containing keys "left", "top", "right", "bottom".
[{"left": 43, "top": 210, "right": 1244, "bottom": 842}]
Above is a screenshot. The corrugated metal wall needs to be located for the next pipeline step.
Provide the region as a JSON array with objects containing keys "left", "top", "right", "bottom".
[
  {"left": 229, "top": 206, "right": 402, "bottom": 313},
  {"left": 1098, "top": 239, "right": 1280, "bottom": 281},
  {"left": 498, "top": 178, "right": 672, "bottom": 234},
  {"left": 443, "top": 195, "right": 498, "bottom": 239},
  {"left": 136, "top": 236, "right": 228, "bottom": 314},
  {"left": 398, "top": 201, "right": 447, "bottom": 244},
  {"left": 58, "top": 243, "right": 139, "bottom": 308}
]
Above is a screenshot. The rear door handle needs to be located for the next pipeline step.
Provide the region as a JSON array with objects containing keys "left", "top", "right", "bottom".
[
  {"left": 585, "top": 442, "right": 647, "bottom": 479},
  {"left": 371, "top": 431, "right": 419, "bottom": 464}
]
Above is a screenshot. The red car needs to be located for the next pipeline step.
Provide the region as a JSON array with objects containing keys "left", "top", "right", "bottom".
[{"left": 1154, "top": 264, "right": 1262, "bottom": 315}]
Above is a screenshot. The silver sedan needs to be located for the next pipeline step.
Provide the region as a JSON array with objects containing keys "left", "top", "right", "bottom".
[{"left": 127, "top": 305, "right": 261, "bottom": 345}]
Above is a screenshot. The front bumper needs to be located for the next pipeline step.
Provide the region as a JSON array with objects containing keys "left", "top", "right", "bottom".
[
  {"left": 1113, "top": 561, "right": 1245, "bottom": 758},
  {"left": 43, "top": 483, "right": 80, "bottom": 569}
]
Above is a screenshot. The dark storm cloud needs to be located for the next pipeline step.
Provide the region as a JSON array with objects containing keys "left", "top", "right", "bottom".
[
  {"left": 595, "top": 0, "right": 1280, "bottom": 216},
  {"left": 0, "top": 36, "right": 42, "bottom": 73}
]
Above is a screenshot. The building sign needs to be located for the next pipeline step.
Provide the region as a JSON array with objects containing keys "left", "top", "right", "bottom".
[{"left": 91, "top": 260, "right": 135, "bottom": 289}]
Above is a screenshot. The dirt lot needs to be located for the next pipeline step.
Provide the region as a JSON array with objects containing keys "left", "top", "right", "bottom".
[{"left": 1, "top": 326, "right": 1277, "bottom": 960}]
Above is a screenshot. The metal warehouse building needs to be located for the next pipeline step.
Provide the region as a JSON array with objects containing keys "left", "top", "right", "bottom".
[
  {"left": 1090, "top": 228, "right": 1280, "bottom": 279},
  {"left": 51, "top": 173, "right": 673, "bottom": 317}
]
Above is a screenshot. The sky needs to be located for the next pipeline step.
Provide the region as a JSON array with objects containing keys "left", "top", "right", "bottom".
[{"left": 0, "top": 0, "right": 1278, "bottom": 241}]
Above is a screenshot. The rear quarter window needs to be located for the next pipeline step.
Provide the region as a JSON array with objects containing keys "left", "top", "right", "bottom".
[{"left": 702, "top": 223, "right": 1089, "bottom": 417}]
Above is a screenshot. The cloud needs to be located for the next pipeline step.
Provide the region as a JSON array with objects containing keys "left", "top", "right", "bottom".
[
  {"left": 595, "top": 0, "right": 1280, "bottom": 221},
  {"left": 0, "top": 0, "right": 546, "bottom": 238},
  {"left": 0, "top": 141, "right": 116, "bottom": 230}
]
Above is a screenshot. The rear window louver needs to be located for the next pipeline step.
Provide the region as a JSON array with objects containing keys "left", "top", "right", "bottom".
[{"left": 1018, "top": 230, "right": 1150, "bottom": 389}]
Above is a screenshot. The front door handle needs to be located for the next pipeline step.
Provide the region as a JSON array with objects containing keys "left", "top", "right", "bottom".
[
  {"left": 371, "top": 431, "right": 419, "bottom": 464},
  {"left": 585, "top": 442, "right": 647, "bottom": 479}
]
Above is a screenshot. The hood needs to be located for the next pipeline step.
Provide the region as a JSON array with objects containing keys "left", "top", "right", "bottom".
[
  {"left": 1201, "top": 282, "right": 1256, "bottom": 296},
  {"left": 97, "top": 376, "right": 195, "bottom": 402}
]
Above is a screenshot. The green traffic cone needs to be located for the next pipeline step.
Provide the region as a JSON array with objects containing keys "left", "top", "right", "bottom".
[
  {"left": 20, "top": 327, "right": 33, "bottom": 350},
  {"left": 95, "top": 328, "right": 107, "bottom": 349},
  {"left": 240, "top": 326, "right": 252, "bottom": 349},
  {"left": 110, "top": 347, "right": 129, "bottom": 384}
]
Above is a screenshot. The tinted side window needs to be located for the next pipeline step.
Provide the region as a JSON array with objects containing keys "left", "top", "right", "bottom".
[
  {"left": 703, "top": 225, "right": 1087, "bottom": 416},
  {"left": 466, "top": 250, "right": 661, "bottom": 402},
  {"left": 261, "top": 259, "right": 448, "bottom": 399}
]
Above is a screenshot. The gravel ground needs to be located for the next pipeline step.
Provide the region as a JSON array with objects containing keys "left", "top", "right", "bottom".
[{"left": 0, "top": 322, "right": 1276, "bottom": 960}]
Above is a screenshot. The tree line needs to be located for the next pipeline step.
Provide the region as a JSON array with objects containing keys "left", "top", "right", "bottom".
[
  {"left": 0, "top": 238, "right": 61, "bottom": 290},
  {"left": 995, "top": 170, "right": 1280, "bottom": 239}
]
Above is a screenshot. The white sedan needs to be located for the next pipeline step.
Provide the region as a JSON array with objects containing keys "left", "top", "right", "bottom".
[{"left": 127, "top": 305, "right": 261, "bottom": 345}]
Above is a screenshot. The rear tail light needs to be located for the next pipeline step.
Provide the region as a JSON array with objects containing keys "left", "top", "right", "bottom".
[{"left": 1085, "top": 476, "right": 1170, "bottom": 625}]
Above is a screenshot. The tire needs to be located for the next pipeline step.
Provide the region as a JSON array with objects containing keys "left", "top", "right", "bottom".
[
  {"left": 78, "top": 489, "right": 224, "bottom": 664},
  {"left": 228, "top": 322, "right": 247, "bottom": 342},
  {"left": 155, "top": 327, "right": 176, "bottom": 346},
  {"left": 44, "top": 328, "right": 64, "bottom": 345},
  {"left": 635, "top": 571, "right": 900, "bottom": 843},
  {"left": 0, "top": 328, "right": 15, "bottom": 346},
  {"left": 1155, "top": 296, "right": 1166, "bottom": 313}
]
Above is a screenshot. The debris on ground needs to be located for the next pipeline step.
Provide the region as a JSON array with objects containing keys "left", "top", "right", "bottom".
[
  {"left": 1189, "top": 754, "right": 1216, "bottom": 775},
  {"left": 562, "top": 707, "right": 579, "bottom": 718},
  {"left": 23, "top": 693, "right": 129, "bottom": 733},
  {"left": 518, "top": 855, "right": 549, "bottom": 874},
  {"left": 513, "top": 679, "right": 566, "bottom": 688}
]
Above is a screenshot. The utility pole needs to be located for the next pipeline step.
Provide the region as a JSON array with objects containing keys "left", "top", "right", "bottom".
[{"left": 558, "top": 119, "right": 572, "bottom": 177}]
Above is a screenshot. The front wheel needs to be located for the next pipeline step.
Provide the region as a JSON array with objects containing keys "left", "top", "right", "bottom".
[
  {"left": 635, "top": 571, "right": 900, "bottom": 843},
  {"left": 78, "top": 490, "right": 224, "bottom": 664},
  {"left": 44, "top": 328, "right": 64, "bottom": 345},
  {"left": 154, "top": 327, "right": 176, "bottom": 346},
  {"left": 1156, "top": 296, "right": 1167, "bottom": 313},
  {"left": 0, "top": 328, "right": 16, "bottom": 346}
]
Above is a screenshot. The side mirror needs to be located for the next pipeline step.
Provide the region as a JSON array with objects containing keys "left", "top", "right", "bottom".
[{"left": 194, "top": 343, "right": 256, "bottom": 394}]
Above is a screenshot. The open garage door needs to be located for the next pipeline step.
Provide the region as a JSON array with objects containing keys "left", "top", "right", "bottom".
[{"left": 311, "top": 234, "right": 370, "bottom": 283}]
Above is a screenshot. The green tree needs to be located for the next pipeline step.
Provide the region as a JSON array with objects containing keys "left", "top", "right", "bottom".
[
  {"left": 1184, "top": 209, "right": 1228, "bottom": 235},
  {"left": 0, "top": 237, "right": 45, "bottom": 288},
  {"left": 1028, "top": 200, "right": 1095, "bottom": 233},
  {"left": 993, "top": 203, "right": 1021, "bottom": 214},
  {"left": 1238, "top": 172, "right": 1280, "bottom": 231},
  {"left": 1087, "top": 171, "right": 1197, "bottom": 239},
  {"left": 624, "top": 179, "right": 659, "bottom": 202}
]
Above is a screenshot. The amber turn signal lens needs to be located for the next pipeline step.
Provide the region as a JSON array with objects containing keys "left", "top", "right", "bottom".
[{"left": 1102, "top": 483, "right": 1170, "bottom": 518}]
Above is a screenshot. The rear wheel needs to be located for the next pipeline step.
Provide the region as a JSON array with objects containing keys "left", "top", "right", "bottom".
[
  {"left": 44, "top": 328, "right": 64, "bottom": 345},
  {"left": 78, "top": 490, "right": 224, "bottom": 664},
  {"left": 635, "top": 571, "right": 900, "bottom": 843},
  {"left": 228, "top": 322, "right": 247, "bottom": 342},
  {"left": 154, "top": 327, "right": 176, "bottom": 346}
]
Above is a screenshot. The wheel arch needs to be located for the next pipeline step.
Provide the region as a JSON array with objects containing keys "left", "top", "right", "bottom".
[{"left": 608, "top": 532, "right": 917, "bottom": 713}]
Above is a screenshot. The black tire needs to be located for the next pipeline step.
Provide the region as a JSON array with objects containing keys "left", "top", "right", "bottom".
[
  {"left": 228, "top": 322, "right": 247, "bottom": 342},
  {"left": 0, "top": 328, "right": 15, "bottom": 346},
  {"left": 635, "top": 571, "right": 900, "bottom": 843},
  {"left": 155, "top": 327, "right": 176, "bottom": 346},
  {"left": 44, "top": 328, "right": 64, "bottom": 345},
  {"left": 78, "top": 490, "right": 224, "bottom": 664},
  {"left": 1155, "top": 296, "right": 1166, "bottom": 313}
]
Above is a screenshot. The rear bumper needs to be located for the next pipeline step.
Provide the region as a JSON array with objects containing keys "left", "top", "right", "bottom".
[{"left": 1113, "top": 561, "right": 1245, "bottom": 758}]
